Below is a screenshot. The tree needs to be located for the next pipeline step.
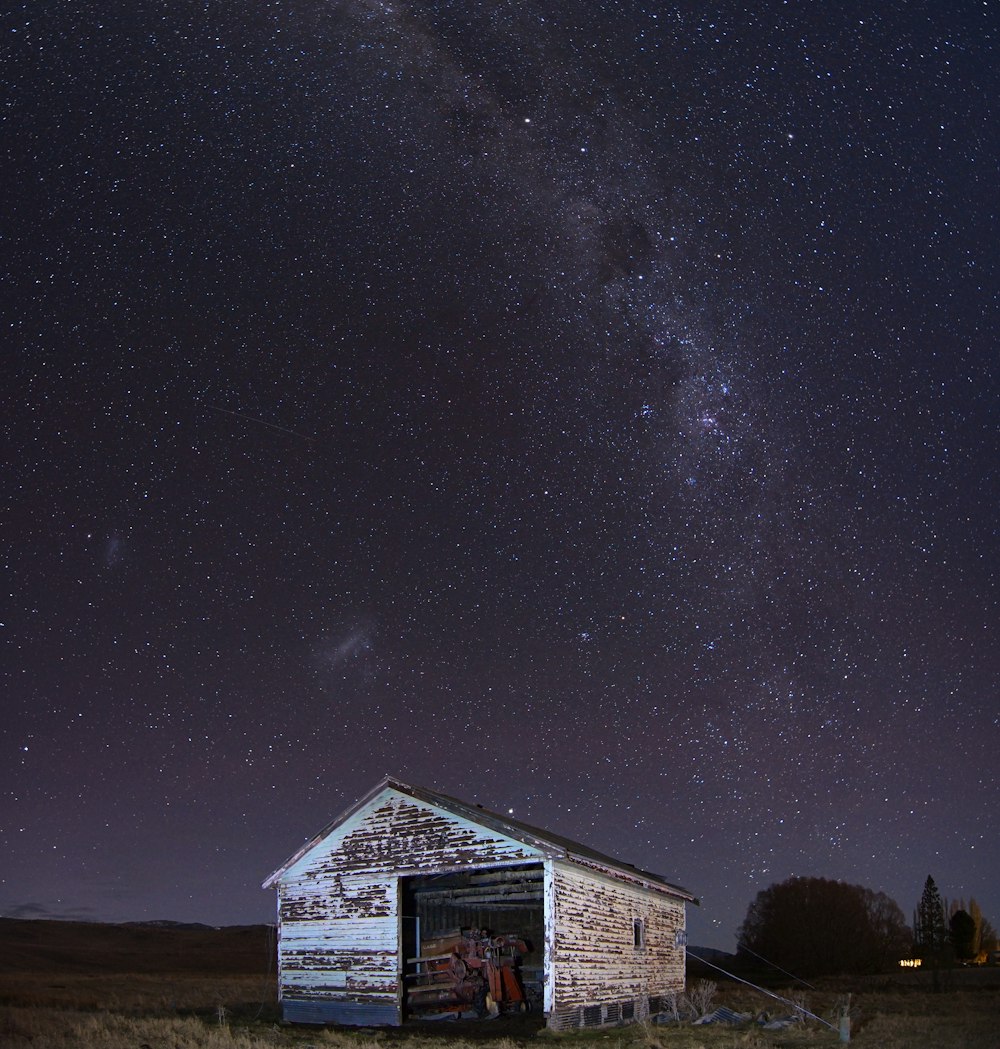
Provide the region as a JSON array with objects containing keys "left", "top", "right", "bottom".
[
  {"left": 737, "top": 876, "right": 911, "bottom": 976},
  {"left": 981, "top": 919, "right": 1000, "bottom": 954},
  {"left": 967, "top": 898, "right": 998, "bottom": 961},
  {"left": 950, "top": 910, "right": 977, "bottom": 961},
  {"left": 860, "top": 885, "right": 914, "bottom": 971},
  {"left": 914, "top": 876, "right": 948, "bottom": 963}
]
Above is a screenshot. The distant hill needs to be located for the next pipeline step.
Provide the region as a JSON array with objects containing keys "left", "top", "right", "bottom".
[
  {"left": 686, "top": 945, "right": 738, "bottom": 979},
  {"left": 120, "top": 920, "right": 218, "bottom": 931},
  {"left": 0, "top": 918, "right": 273, "bottom": 974}
]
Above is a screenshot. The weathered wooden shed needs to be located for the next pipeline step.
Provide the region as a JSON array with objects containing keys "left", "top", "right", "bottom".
[{"left": 262, "top": 778, "right": 697, "bottom": 1029}]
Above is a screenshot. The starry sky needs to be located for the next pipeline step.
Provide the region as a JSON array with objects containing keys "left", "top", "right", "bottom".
[{"left": 3, "top": 1, "right": 998, "bottom": 952}]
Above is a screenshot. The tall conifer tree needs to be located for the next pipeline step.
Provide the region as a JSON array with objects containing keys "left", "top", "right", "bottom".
[{"left": 915, "top": 876, "right": 949, "bottom": 987}]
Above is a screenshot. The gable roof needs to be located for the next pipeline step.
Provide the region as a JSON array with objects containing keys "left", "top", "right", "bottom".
[{"left": 263, "top": 777, "right": 697, "bottom": 903}]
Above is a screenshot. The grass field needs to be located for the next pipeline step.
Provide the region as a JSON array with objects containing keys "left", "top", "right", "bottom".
[{"left": 2, "top": 921, "right": 998, "bottom": 1049}]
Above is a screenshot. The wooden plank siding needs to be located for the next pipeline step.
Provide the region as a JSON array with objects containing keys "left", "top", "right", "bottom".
[
  {"left": 275, "top": 789, "right": 545, "bottom": 1024},
  {"left": 548, "top": 861, "right": 685, "bottom": 1026}
]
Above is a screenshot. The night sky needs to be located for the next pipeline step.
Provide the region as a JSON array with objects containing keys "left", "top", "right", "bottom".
[{"left": 4, "top": 1, "right": 998, "bottom": 952}]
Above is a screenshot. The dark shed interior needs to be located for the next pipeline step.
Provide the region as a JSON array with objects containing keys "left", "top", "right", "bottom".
[{"left": 401, "top": 862, "right": 544, "bottom": 1015}]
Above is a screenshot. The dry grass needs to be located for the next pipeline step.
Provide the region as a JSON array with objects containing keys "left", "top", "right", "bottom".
[
  {"left": 0, "top": 971, "right": 274, "bottom": 1013},
  {"left": 0, "top": 1008, "right": 280, "bottom": 1049},
  {"left": 1, "top": 973, "right": 999, "bottom": 1049},
  {"left": 846, "top": 988, "right": 1000, "bottom": 1049}
]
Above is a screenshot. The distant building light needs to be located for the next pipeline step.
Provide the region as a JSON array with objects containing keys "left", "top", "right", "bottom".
[{"left": 899, "top": 958, "right": 922, "bottom": 968}]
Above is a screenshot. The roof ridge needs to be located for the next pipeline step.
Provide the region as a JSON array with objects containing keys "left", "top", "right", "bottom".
[{"left": 263, "top": 778, "right": 697, "bottom": 904}]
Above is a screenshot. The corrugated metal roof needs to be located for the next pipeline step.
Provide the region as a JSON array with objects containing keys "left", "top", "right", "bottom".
[{"left": 263, "top": 777, "right": 698, "bottom": 904}]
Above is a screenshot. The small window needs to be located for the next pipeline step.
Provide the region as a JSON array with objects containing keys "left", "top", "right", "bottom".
[{"left": 633, "top": 917, "right": 645, "bottom": 949}]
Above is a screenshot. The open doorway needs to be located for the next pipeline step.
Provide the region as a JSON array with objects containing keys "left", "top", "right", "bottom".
[{"left": 399, "top": 862, "right": 544, "bottom": 1019}]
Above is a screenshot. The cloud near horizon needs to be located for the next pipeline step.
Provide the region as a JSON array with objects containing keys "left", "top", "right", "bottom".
[{"left": 2, "top": 900, "right": 98, "bottom": 921}]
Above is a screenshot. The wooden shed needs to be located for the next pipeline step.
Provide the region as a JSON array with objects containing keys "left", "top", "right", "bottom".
[{"left": 262, "top": 778, "right": 697, "bottom": 1029}]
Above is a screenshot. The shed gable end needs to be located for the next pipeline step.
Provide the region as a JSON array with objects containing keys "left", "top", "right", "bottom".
[{"left": 281, "top": 788, "right": 543, "bottom": 882}]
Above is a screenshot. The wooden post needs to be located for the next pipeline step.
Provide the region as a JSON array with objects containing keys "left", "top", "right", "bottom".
[{"left": 838, "top": 992, "right": 851, "bottom": 1043}]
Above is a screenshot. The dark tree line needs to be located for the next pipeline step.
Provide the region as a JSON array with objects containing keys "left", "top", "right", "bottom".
[
  {"left": 738, "top": 876, "right": 911, "bottom": 976},
  {"left": 914, "top": 875, "right": 998, "bottom": 964}
]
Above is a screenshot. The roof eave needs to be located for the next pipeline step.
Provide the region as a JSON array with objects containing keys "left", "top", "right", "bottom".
[
  {"left": 398, "top": 782, "right": 564, "bottom": 860},
  {"left": 562, "top": 851, "right": 699, "bottom": 904}
]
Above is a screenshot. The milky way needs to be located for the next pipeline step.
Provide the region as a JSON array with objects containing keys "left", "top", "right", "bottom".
[{"left": 3, "top": 1, "right": 997, "bottom": 948}]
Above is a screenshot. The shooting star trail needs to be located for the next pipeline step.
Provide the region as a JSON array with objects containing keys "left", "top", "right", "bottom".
[{"left": 206, "top": 404, "right": 315, "bottom": 442}]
